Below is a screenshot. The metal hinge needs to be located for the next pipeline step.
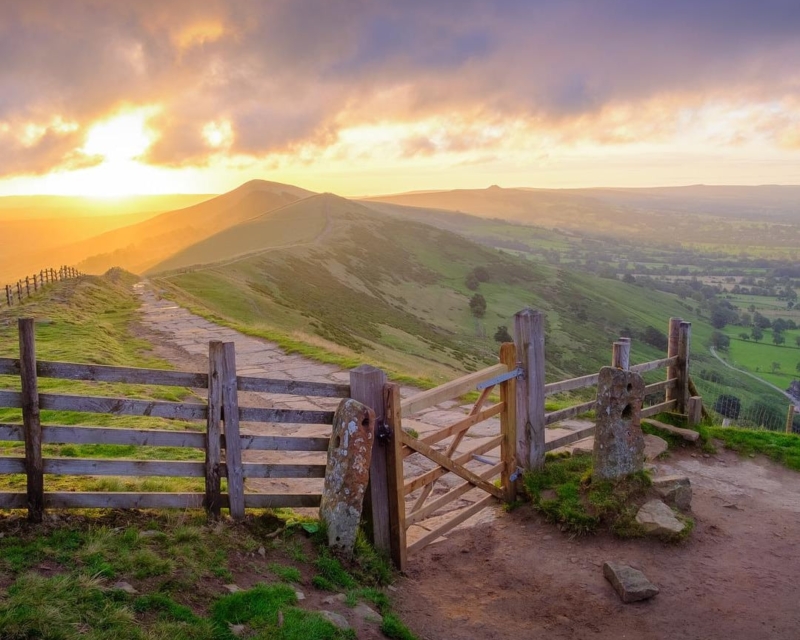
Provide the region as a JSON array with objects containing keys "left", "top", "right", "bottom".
[{"left": 476, "top": 366, "right": 525, "bottom": 390}]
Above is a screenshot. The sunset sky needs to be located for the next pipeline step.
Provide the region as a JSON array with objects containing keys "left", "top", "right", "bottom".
[{"left": 1, "top": 0, "right": 800, "bottom": 197}]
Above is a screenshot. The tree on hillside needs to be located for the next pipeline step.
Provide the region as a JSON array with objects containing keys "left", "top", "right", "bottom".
[
  {"left": 711, "top": 331, "right": 730, "bottom": 351},
  {"left": 753, "top": 312, "right": 771, "bottom": 329},
  {"left": 739, "top": 333, "right": 750, "bottom": 341},
  {"left": 494, "top": 325, "right": 513, "bottom": 343},
  {"left": 622, "top": 273, "right": 636, "bottom": 285},
  {"left": 772, "top": 361, "right": 781, "bottom": 373},
  {"left": 751, "top": 326, "right": 764, "bottom": 342},
  {"left": 465, "top": 272, "right": 479, "bottom": 291},
  {"left": 642, "top": 326, "right": 668, "bottom": 351},
  {"left": 795, "top": 361, "right": 800, "bottom": 374},
  {"left": 795, "top": 336, "right": 800, "bottom": 347},
  {"left": 469, "top": 293, "right": 487, "bottom": 318},
  {"left": 773, "top": 331, "right": 786, "bottom": 346}
]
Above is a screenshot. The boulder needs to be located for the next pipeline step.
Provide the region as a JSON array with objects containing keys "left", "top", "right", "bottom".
[
  {"left": 603, "top": 562, "right": 660, "bottom": 603},
  {"left": 319, "top": 399, "right": 375, "bottom": 556},
  {"left": 319, "top": 611, "right": 350, "bottom": 631},
  {"left": 643, "top": 434, "right": 668, "bottom": 461},
  {"left": 353, "top": 602, "right": 383, "bottom": 624},
  {"left": 593, "top": 367, "right": 645, "bottom": 480},
  {"left": 652, "top": 475, "right": 692, "bottom": 511},
  {"left": 635, "top": 499, "right": 685, "bottom": 535}
]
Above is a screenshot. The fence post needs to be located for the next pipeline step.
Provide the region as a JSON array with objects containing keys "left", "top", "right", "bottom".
[
  {"left": 666, "top": 317, "right": 682, "bottom": 404},
  {"left": 350, "top": 364, "right": 390, "bottom": 554},
  {"left": 221, "top": 342, "right": 245, "bottom": 520},
  {"left": 676, "top": 321, "right": 692, "bottom": 414},
  {"left": 514, "top": 309, "right": 546, "bottom": 471},
  {"left": 786, "top": 405, "right": 796, "bottom": 434},
  {"left": 25, "top": 276, "right": 30, "bottom": 297},
  {"left": 33, "top": 274, "right": 38, "bottom": 292},
  {"left": 5, "top": 285, "right": 11, "bottom": 306},
  {"left": 206, "top": 341, "right": 224, "bottom": 518},
  {"left": 383, "top": 383, "right": 407, "bottom": 572},
  {"left": 499, "top": 342, "right": 518, "bottom": 500},
  {"left": 687, "top": 396, "right": 703, "bottom": 426},
  {"left": 18, "top": 318, "right": 43, "bottom": 523},
  {"left": 17, "top": 282, "right": 22, "bottom": 302},
  {"left": 618, "top": 337, "right": 631, "bottom": 370}
]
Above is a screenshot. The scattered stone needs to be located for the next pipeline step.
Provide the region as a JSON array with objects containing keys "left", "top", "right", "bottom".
[
  {"left": 257, "top": 546, "right": 266, "bottom": 557},
  {"left": 603, "top": 562, "right": 660, "bottom": 603},
  {"left": 353, "top": 602, "right": 383, "bottom": 623},
  {"left": 748, "top": 453, "right": 756, "bottom": 458},
  {"left": 593, "top": 367, "right": 646, "bottom": 480},
  {"left": 723, "top": 503, "right": 743, "bottom": 510},
  {"left": 224, "top": 584, "right": 242, "bottom": 593},
  {"left": 112, "top": 581, "right": 138, "bottom": 595},
  {"left": 295, "top": 590, "right": 305, "bottom": 601},
  {"left": 277, "top": 611, "right": 284, "bottom": 628},
  {"left": 652, "top": 475, "right": 692, "bottom": 511},
  {"left": 322, "top": 594, "right": 346, "bottom": 605},
  {"left": 319, "top": 611, "right": 350, "bottom": 630},
  {"left": 643, "top": 434, "right": 669, "bottom": 461},
  {"left": 139, "top": 530, "right": 161, "bottom": 538},
  {"left": 228, "top": 623, "right": 246, "bottom": 637},
  {"left": 387, "top": 585, "right": 398, "bottom": 592},
  {"left": 635, "top": 500, "right": 686, "bottom": 535},
  {"left": 704, "top": 454, "right": 711, "bottom": 459},
  {"left": 319, "top": 399, "right": 376, "bottom": 556}
]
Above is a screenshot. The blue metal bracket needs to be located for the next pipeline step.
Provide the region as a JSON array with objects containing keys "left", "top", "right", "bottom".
[{"left": 476, "top": 367, "right": 524, "bottom": 391}]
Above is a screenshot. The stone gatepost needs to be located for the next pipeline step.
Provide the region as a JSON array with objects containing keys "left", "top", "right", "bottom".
[
  {"left": 593, "top": 366, "right": 645, "bottom": 480},
  {"left": 319, "top": 399, "right": 375, "bottom": 556}
]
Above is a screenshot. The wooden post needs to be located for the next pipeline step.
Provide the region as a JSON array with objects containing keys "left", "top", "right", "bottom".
[
  {"left": 5, "top": 285, "right": 11, "bottom": 306},
  {"left": 688, "top": 396, "right": 703, "bottom": 427},
  {"left": 205, "top": 341, "right": 224, "bottom": 518},
  {"left": 618, "top": 337, "right": 631, "bottom": 370},
  {"left": 17, "top": 282, "right": 22, "bottom": 302},
  {"left": 676, "top": 321, "right": 691, "bottom": 414},
  {"left": 514, "top": 309, "right": 546, "bottom": 471},
  {"left": 33, "top": 274, "right": 38, "bottom": 292},
  {"left": 611, "top": 342, "right": 624, "bottom": 368},
  {"left": 221, "top": 341, "right": 245, "bottom": 520},
  {"left": 383, "top": 383, "right": 407, "bottom": 572},
  {"left": 25, "top": 276, "right": 30, "bottom": 297},
  {"left": 786, "top": 405, "right": 796, "bottom": 434},
  {"left": 499, "top": 342, "right": 518, "bottom": 500},
  {"left": 18, "top": 318, "right": 43, "bottom": 522},
  {"left": 666, "top": 317, "right": 682, "bottom": 403},
  {"left": 350, "top": 364, "right": 390, "bottom": 553}
]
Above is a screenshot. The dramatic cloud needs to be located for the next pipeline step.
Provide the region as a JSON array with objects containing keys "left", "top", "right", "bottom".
[{"left": 1, "top": 0, "right": 799, "bottom": 185}]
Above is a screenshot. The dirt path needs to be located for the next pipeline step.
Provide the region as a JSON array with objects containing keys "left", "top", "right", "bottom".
[{"left": 394, "top": 446, "right": 800, "bottom": 640}]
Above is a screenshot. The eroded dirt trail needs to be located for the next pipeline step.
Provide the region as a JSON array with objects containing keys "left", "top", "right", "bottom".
[{"left": 394, "top": 447, "right": 800, "bottom": 640}]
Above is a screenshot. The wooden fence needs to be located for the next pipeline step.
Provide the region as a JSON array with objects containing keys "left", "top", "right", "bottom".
[
  {"left": 0, "top": 318, "right": 350, "bottom": 522},
  {"left": 0, "top": 310, "right": 701, "bottom": 572},
  {"left": 3, "top": 266, "right": 82, "bottom": 307},
  {"left": 363, "top": 311, "right": 699, "bottom": 570}
]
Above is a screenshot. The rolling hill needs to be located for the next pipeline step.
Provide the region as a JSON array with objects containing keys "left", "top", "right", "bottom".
[{"left": 67, "top": 180, "right": 314, "bottom": 274}]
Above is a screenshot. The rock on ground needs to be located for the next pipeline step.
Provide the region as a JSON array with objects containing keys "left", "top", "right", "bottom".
[
  {"left": 318, "top": 610, "right": 350, "bottom": 630},
  {"left": 652, "top": 475, "right": 692, "bottom": 510},
  {"left": 643, "top": 434, "right": 669, "bottom": 461},
  {"left": 603, "top": 562, "right": 660, "bottom": 603},
  {"left": 635, "top": 499, "right": 686, "bottom": 535}
]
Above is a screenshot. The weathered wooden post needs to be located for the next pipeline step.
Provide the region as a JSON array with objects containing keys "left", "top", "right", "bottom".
[
  {"left": 666, "top": 317, "right": 682, "bottom": 404},
  {"left": 688, "top": 396, "right": 703, "bottom": 427},
  {"left": 18, "top": 318, "right": 43, "bottom": 522},
  {"left": 33, "top": 274, "right": 38, "bottom": 292},
  {"left": 786, "top": 405, "right": 796, "bottom": 434},
  {"left": 205, "top": 341, "right": 224, "bottom": 518},
  {"left": 17, "top": 282, "right": 22, "bottom": 302},
  {"left": 676, "top": 321, "right": 692, "bottom": 414},
  {"left": 221, "top": 342, "right": 245, "bottom": 520},
  {"left": 350, "top": 365, "right": 390, "bottom": 553},
  {"left": 618, "top": 337, "right": 631, "bottom": 370},
  {"left": 383, "top": 383, "right": 407, "bottom": 571},
  {"left": 499, "top": 342, "right": 518, "bottom": 500},
  {"left": 514, "top": 309, "right": 546, "bottom": 471},
  {"left": 25, "top": 276, "right": 30, "bottom": 297},
  {"left": 5, "top": 285, "right": 11, "bottom": 306}
]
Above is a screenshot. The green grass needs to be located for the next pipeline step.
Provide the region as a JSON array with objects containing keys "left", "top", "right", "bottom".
[
  {"left": 720, "top": 329, "right": 800, "bottom": 387},
  {"left": 0, "top": 510, "right": 412, "bottom": 640},
  {"left": 709, "top": 427, "right": 800, "bottom": 471},
  {"left": 522, "top": 452, "right": 663, "bottom": 538}
]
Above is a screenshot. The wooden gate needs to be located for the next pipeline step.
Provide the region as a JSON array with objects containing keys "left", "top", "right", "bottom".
[{"left": 383, "top": 343, "right": 519, "bottom": 570}]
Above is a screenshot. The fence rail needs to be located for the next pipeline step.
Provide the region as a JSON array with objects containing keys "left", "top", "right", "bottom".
[
  {"left": 3, "top": 266, "right": 82, "bottom": 307},
  {"left": 0, "top": 318, "right": 349, "bottom": 522}
]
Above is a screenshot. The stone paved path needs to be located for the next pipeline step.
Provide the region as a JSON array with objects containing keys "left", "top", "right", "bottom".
[{"left": 135, "top": 281, "right": 592, "bottom": 541}]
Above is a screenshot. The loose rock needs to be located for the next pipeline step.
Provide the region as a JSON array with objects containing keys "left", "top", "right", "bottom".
[
  {"left": 228, "top": 624, "right": 246, "bottom": 637},
  {"left": 353, "top": 602, "right": 383, "bottom": 623},
  {"left": 635, "top": 499, "right": 685, "bottom": 535},
  {"left": 319, "top": 610, "right": 350, "bottom": 630},
  {"left": 295, "top": 590, "right": 305, "bottom": 601},
  {"left": 643, "top": 434, "right": 669, "bottom": 461},
  {"left": 652, "top": 475, "right": 692, "bottom": 510},
  {"left": 112, "top": 581, "right": 138, "bottom": 595},
  {"left": 223, "top": 584, "right": 242, "bottom": 593},
  {"left": 319, "top": 399, "right": 376, "bottom": 556},
  {"left": 603, "top": 562, "right": 660, "bottom": 603}
]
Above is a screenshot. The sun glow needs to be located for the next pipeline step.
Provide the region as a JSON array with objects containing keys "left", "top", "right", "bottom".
[{"left": 82, "top": 109, "right": 157, "bottom": 162}]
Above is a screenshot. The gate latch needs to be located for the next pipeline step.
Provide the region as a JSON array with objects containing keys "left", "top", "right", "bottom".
[{"left": 476, "top": 367, "right": 525, "bottom": 391}]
